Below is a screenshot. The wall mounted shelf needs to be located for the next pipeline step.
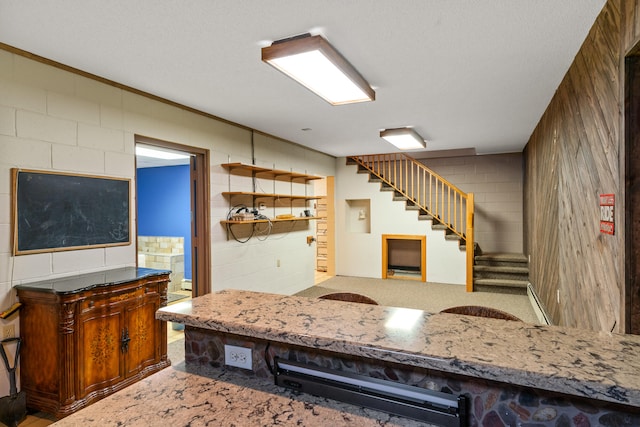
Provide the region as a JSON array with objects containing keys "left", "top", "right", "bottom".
[
  {"left": 221, "top": 162, "right": 322, "bottom": 234},
  {"left": 221, "top": 191, "right": 322, "bottom": 201},
  {"left": 221, "top": 216, "right": 320, "bottom": 225},
  {"left": 221, "top": 162, "right": 322, "bottom": 183}
]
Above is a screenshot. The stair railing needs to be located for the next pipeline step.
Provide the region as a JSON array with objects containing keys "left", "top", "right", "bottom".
[{"left": 348, "top": 153, "right": 475, "bottom": 291}]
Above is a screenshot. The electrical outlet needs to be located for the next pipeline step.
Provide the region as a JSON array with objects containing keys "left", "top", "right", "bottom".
[
  {"left": 224, "top": 345, "right": 252, "bottom": 370},
  {"left": 3, "top": 325, "right": 15, "bottom": 339}
]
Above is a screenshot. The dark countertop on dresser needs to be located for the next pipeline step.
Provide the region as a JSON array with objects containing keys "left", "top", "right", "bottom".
[{"left": 15, "top": 267, "right": 170, "bottom": 294}]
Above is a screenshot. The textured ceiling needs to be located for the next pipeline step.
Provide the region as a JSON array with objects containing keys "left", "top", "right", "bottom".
[{"left": 0, "top": 1, "right": 606, "bottom": 157}]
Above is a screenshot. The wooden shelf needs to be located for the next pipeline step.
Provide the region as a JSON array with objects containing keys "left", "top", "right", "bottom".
[
  {"left": 221, "top": 163, "right": 321, "bottom": 236},
  {"left": 222, "top": 191, "right": 322, "bottom": 201},
  {"left": 221, "top": 216, "right": 320, "bottom": 225},
  {"left": 221, "top": 162, "right": 322, "bottom": 183}
]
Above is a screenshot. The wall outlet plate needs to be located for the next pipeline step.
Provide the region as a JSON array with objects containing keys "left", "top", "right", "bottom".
[{"left": 224, "top": 344, "right": 252, "bottom": 370}]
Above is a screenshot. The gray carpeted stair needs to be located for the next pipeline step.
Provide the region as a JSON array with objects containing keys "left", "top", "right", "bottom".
[{"left": 474, "top": 253, "right": 529, "bottom": 293}]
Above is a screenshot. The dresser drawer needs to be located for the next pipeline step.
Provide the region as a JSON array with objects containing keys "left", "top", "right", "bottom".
[{"left": 80, "top": 287, "right": 143, "bottom": 312}]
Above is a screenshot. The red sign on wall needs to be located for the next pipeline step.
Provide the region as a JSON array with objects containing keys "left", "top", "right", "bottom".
[{"left": 600, "top": 194, "right": 615, "bottom": 235}]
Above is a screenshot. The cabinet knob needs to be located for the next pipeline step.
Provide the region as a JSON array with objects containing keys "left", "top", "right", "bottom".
[{"left": 88, "top": 301, "right": 94, "bottom": 308}]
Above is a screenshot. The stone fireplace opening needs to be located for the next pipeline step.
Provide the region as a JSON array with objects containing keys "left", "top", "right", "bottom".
[{"left": 382, "top": 234, "right": 426, "bottom": 281}]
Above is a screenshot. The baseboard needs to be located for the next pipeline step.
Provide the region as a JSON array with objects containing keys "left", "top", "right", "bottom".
[{"left": 527, "top": 283, "right": 552, "bottom": 325}]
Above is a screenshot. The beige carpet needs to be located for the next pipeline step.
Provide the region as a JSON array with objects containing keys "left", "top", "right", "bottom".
[
  {"left": 296, "top": 276, "right": 539, "bottom": 324},
  {"left": 168, "top": 336, "right": 185, "bottom": 366}
]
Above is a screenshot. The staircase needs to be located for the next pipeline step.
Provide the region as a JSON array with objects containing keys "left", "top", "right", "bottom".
[
  {"left": 347, "top": 154, "right": 528, "bottom": 293},
  {"left": 347, "top": 154, "right": 475, "bottom": 291},
  {"left": 368, "top": 172, "right": 473, "bottom": 251},
  {"left": 473, "top": 253, "right": 529, "bottom": 293}
]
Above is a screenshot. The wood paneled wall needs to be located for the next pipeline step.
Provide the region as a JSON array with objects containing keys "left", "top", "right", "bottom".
[
  {"left": 623, "top": 0, "right": 640, "bottom": 49},
  {"left": 524, "top": 1, "right": 624, "bottom": 332}
]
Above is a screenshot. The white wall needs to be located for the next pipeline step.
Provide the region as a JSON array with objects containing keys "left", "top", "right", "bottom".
[
  {"left": 335, "top": 159, "right": 466, "bottom": 285},
  {"left": 0, "top": 50, "right": 335, "bottom": 394},
  {"left": 210, "top": 133, "right": 335, "bottom": 295}
]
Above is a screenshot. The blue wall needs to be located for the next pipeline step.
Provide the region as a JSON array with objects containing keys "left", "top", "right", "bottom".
[{"left": 137, "top": 165, "right": 191, "bottom": 280}]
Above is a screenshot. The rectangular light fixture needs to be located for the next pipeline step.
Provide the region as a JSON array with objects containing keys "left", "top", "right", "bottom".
[
  {"left": 380, "top": 128, "right": 426, "bottom": 150},
  {"left": 262, "top": 33, "right": 375, "bottom": 105}
]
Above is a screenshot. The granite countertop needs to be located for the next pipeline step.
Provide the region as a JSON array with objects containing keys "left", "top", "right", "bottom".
[
  {"left": 14, "top": 267, "right": 170, "bottom": 294},
  {"left": 51, "top": 362, "right": 436, "bottom": 427},
  {"left": 157, "top": 289, "right": 640, "bottom": 408}
]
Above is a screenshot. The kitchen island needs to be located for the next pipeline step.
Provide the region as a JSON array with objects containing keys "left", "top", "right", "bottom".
[{"left": 55, "top": 289, "right": 640, "bottom": 425}]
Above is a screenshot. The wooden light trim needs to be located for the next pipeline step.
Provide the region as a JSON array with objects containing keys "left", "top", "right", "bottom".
[{"left": 262, "top": 34, "right": 375, "bottom": 105}]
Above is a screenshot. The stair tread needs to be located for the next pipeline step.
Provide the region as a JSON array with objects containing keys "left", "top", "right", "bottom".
[
  {"left": 474, "top": 265, "right": 529, "bottom": 273},
  {"left": 475, "top": 253, "right": 527, "bottom": 263},
  {"left": 474, "top": 278, "right": 529, "bottom": 288}
]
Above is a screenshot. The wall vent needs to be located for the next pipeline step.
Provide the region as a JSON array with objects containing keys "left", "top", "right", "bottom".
[{"left": 274, "top": 357, "right": 467, "bottom": 426}]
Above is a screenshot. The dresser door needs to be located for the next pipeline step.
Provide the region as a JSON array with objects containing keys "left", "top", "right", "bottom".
[
  {"left": 77, "top": 305, "right": 124, "bottom": 398},
  {"left": 124, "top": 294, "right": 160, "bottom": 377}
]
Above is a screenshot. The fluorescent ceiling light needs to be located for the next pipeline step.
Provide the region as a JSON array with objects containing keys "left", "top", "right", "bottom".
[
  {"left": 380, "top": 128, "right": 426, "bottom": 150},
  {"left": 135, "top": 146, "right": 190, "bottom": 160},
  {"left": 262, "top": 34, "right": 375, "bottom": 105}
]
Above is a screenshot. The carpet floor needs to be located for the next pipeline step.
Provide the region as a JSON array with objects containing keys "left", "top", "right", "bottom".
[
  {"left": 296, "top": 275, "right": 539, "bottom": 324},
  {"left": 168, "top": 335, "right": 185, "bottom": 365}
]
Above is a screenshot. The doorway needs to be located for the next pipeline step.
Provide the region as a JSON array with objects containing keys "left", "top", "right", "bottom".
[
  {"left": 314, "top": 176, "right": 335, "bottom": 284},
  {"left": 625, "top": 55, "right": 640, "bottom": 334},
  {"left": 135, "top": 135, "right": 211, "bottom": 297},
  {"left": 381, "top": 234, "right": 426, "bottom": 282}
]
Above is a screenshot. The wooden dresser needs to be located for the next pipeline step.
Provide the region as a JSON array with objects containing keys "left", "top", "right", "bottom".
[{"left": 15, "top": 267, "right": 171, "bottom": 418}]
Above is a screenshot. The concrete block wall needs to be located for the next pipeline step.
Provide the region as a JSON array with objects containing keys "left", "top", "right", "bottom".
[
  {"left": 0, "top": 49, "right": 335, "bottom": 396},
  {"left": 138, "top": 236, "right": 185, "bottom": 255},
  {"left": 420, "top": 153, "right": 524, "bottom": 254},
  {"left": 138, "top": 236, "right": 185, "bottom": 291},
  {"left": 0, "top": 52, "right": 137, "bottom": 284}
]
